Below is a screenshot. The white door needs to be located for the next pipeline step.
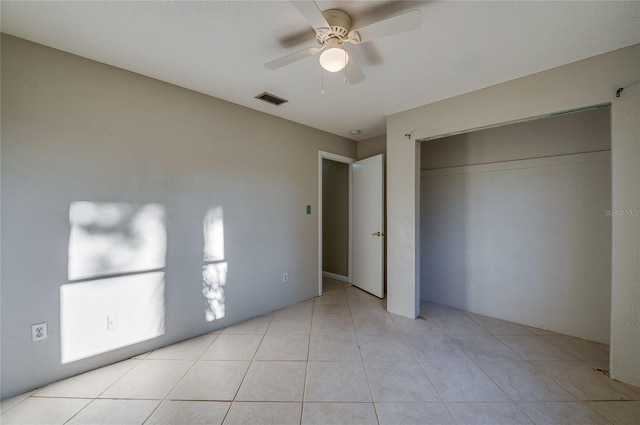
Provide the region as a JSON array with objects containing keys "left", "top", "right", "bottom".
[{"left": 352, "top": 154, "right": 385, "bottom": 298}]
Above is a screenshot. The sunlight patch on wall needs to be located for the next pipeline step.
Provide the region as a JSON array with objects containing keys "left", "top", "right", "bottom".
[
  {"left": 62, "top": 202, "right": 167, "bottom": 363},
  {"left": 203, "top": 207, "right": 227, "bottom": 321},
  {"left": 60, "top": 272, "right": 165, "bottom": 364},
  {"left": 68, "top": 202, "right": 166, "bottom": 280},
  {"left": 204, "top": 206, "right": 225, "bottom": 262}
]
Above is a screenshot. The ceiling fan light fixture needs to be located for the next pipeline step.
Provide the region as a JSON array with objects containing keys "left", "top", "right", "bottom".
[{"left": 319, "top": 46, "right": 349, "bottom": 72}]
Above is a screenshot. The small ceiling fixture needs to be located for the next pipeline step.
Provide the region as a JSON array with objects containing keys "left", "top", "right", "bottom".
[
  {"left": 319, "top": 38, "right": 348, "bottom": 72},
  {"left": 349, "top": 129, "right": 362, "bottom": 136}
]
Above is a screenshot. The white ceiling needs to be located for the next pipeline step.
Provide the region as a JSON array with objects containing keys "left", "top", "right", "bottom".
[{"left": 2, "top": 1, "right": 639, "bottom": 140}]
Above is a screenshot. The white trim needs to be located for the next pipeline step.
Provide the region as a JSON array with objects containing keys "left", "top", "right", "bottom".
[
  {"left": 322, "top": 271, "right": 349, "bottom": 282},
  {"left": 321, "top": 151, "right": 356, "bottom": 163},
  {"left": 318, "top": 151, "right": 355, "bottom": 296},
  {"left": 415, "top": 103, "right": 610, "bottom": 143},
  {"left": 348, "top": 161, "right": 353, "bottom": 285},
  {"left": 421, "top": 150, "right": 611, "bottom": 178}
]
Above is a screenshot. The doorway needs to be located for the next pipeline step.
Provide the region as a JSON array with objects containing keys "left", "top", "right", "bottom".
[
  {"left": 318, "top": 151, "right": 386, "bottom": 298},
  {"left": 318, "top": 152, "right": 354, "bottom": 295}
]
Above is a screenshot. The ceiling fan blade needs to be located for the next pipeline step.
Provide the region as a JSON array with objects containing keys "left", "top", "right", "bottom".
[
  {"left": 265, "top": 47, "right": 316, "bottom": 70},
  {"left": 292, "top": 1, "right": 330, "bottom": 31},
  {"left": 352, "top": 9, "right": 421, "bottom": 43},
  {"left": 345, "top": 55, "right": 365, "bottom": 85}
]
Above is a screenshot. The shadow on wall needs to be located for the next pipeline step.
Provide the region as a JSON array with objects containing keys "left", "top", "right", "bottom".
[
  {"left": 202, "top": 207, "right": 227, "bottom": 322},
  {"left": 60, "top": 202, "right": 167, "bottom": 364},
  {"left": 420, "top": 140, "right": 469, "bottom": 308}
]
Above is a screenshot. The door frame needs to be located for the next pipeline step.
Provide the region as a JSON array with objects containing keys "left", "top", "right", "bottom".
[{"left": 318, "top": 151, "right": 355, "bottom": 296}]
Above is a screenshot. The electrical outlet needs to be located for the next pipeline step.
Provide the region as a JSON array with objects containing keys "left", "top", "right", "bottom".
[
  {"left": 32, "top": 323, "right": 48, "bottom": 342},
  {"left": 282, "top": 272, "right": 289, "bottom": 282},
  {"left": 107, "top": 314, "right": 119, "bottom": 330}
]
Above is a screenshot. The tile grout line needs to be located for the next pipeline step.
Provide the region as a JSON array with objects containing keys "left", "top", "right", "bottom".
[
  {"left": 94, "top": 356, "right": 148, "bottom": 399},
  {"left": 349, "top": 286, "right": 380, "bottom": 425},
  {"left": 300, "top": 292, "right": 320, "bottom": 425},
  {"left": 57, "top": 357, "right": 152, "bottom": 424},
  {"left": 416, "top": 311, "right": 462, "bottom": 425},
  {"left": 419, "top": 308, "right": 522, "bottom": 425},
  {"left": 450, "top": 314, "right": 565, "bottom": 424},
  {"left": 582, "top": 400, "right": 629, "bottom": 425},
  {"left": 141, "top": 331, "right": 224, "bottom": 424},
  {"left": 452, "top": 312, "right": 619, "bottom": 425},
  {"left": 213, "top": 316, "right": 273, "bottom": 425},
  {"left": 526, "top": 359, "right": 606, "bottom": 402}
]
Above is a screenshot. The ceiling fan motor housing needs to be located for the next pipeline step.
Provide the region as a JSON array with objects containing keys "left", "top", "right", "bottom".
[{"left": 316, "top": 9, "right": 352, "bottom": 44}]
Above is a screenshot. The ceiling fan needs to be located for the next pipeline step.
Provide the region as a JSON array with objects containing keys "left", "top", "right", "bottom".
[{"left": 265, "top": 1, "right": 422, "bottom": 85}]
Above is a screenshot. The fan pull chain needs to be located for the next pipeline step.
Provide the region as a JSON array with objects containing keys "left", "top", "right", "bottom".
[
  {"left": 344, "top": 49, "right": 348, "bottom": 84},
  {"left": 321, "top": 70, "right": 325, "bottom": 96}
]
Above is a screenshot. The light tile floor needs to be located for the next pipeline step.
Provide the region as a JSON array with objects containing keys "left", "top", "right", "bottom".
[
  {"left": 322, "top": 277, "right": 350, "bottom": 294},
  {"left": 2, "top": 285, "right": 640, "bottom": 424}
]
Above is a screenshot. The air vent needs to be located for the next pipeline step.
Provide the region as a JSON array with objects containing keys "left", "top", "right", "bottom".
[{"left": 255, "top": 92, "right": 288, "bottom": 106}]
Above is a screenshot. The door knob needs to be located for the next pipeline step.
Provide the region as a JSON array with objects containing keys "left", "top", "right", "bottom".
[{"left": 371, "top": 231, "right": 384, "bottom": 237}]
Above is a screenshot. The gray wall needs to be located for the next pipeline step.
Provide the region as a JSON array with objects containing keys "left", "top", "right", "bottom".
[
  {"left": 322, "top": 159, "right": 349, "bottom": 277},
  {"left": 420, "top": 108, "right": 612, "bottom": 343},
  {"left": 357, "top": 135, "right": 386, "bottom": 160},
  {"left": 0, "top": 35, "right": 355, "bottom": 398}
]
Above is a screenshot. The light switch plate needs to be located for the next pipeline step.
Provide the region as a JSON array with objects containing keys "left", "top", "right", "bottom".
[{"left": 107, "top": 314, "right": 119, "bottom": 330}]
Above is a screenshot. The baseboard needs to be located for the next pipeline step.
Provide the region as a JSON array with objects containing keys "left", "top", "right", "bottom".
[{"left": 322, "top": 271, "right": 349, "bottom": 283}]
